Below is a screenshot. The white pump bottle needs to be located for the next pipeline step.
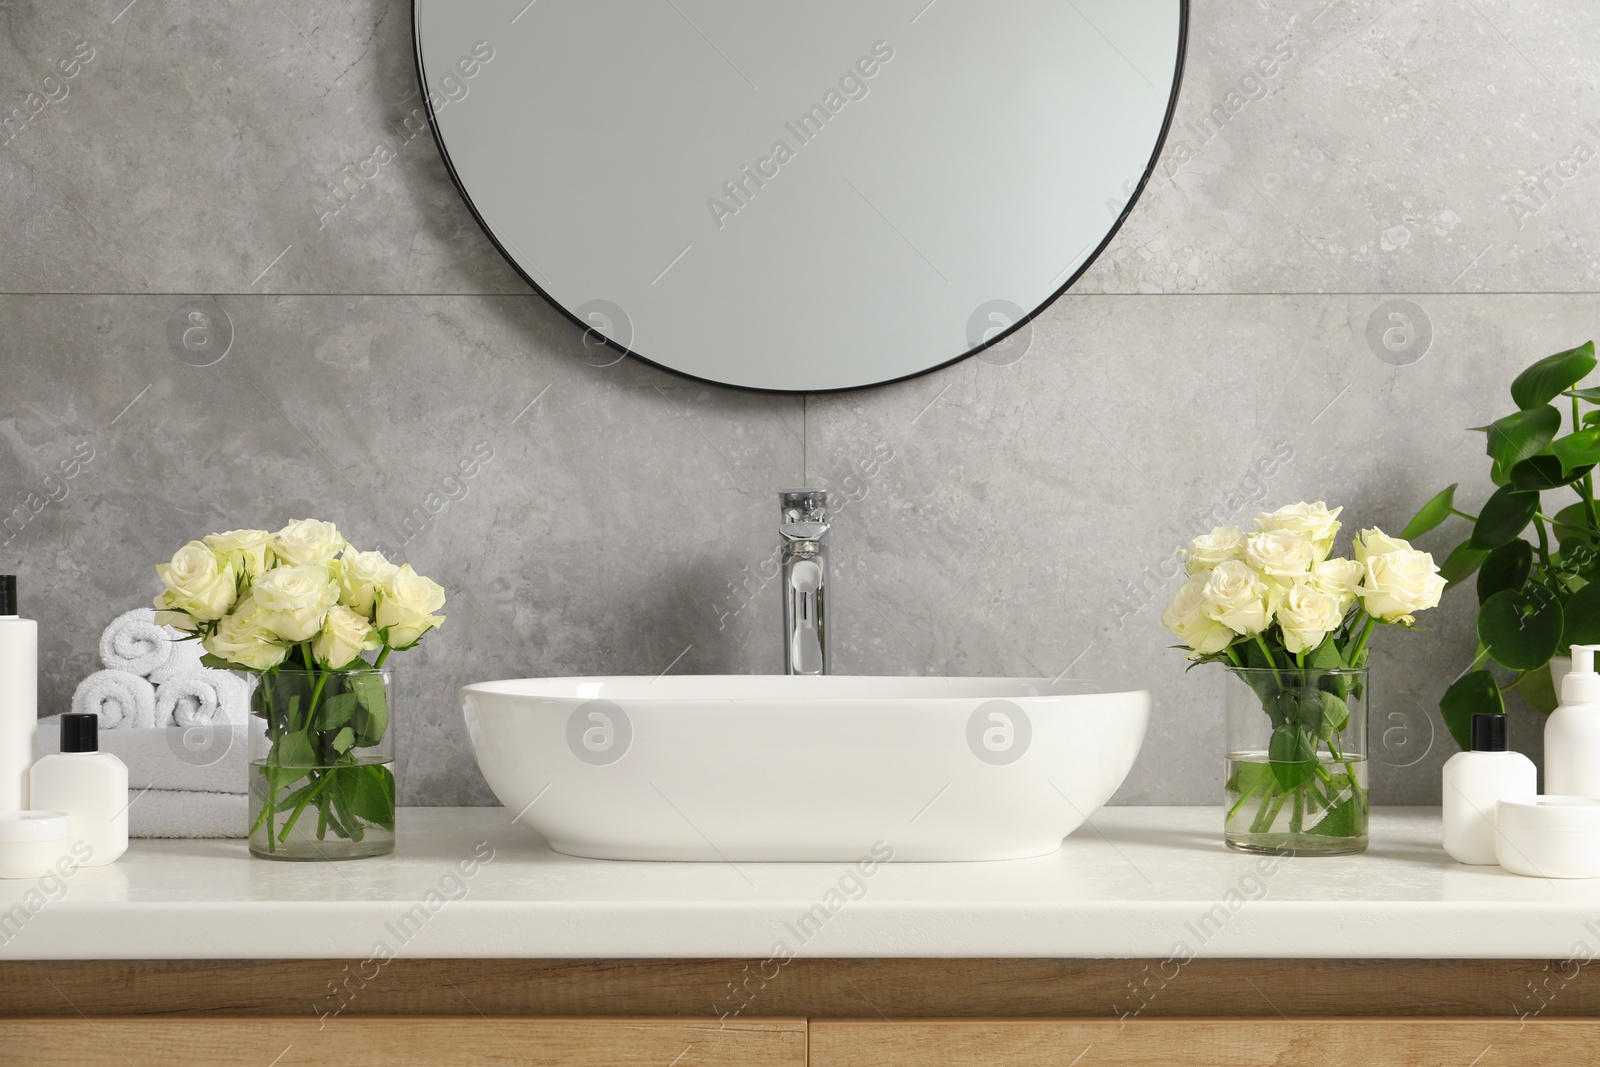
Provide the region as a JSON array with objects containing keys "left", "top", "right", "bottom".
[{"left": 1545, "top": 643, "right": 1600, "bottom": 798}]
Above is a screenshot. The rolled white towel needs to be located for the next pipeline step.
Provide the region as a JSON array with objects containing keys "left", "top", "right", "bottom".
[
  {"left": 155, "top": 669, "right": 250, "bottom": 728},
  {"left": 71, "top": 669, "right": 157, "bottom": 729},
  {"left": 148, "top": 634, "right": 207, "bottom": 685},
  {"left": 98, "top": 608, "right": 178, "bottom": 677}
]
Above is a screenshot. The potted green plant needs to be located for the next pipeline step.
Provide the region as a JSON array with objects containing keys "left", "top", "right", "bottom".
[{"left": 1403, "top": 342, "right": 1600, "bottom": 748}]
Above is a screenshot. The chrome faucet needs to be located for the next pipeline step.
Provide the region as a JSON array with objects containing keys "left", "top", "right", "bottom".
[{"left": 779, "top": 489, "right": 830, "bottom": 675}]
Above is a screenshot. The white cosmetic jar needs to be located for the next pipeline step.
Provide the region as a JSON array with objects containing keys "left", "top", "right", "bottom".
[
  {"left": 0, "top": 810, "right": 74, "bottom": 879},
  {"left": 1496, "top": 796, "right": 1600, "bottom": 878}
]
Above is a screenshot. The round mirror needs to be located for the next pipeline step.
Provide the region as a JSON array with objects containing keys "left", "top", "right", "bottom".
[{"left": 415, "top": 2, "right": 1185, "bottom": 392}]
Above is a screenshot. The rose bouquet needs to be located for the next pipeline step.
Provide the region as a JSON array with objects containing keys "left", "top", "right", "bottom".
[
  {"left": 1162, "top": 502, "right": 1444, "bottom": 852},
  {"left": 153, "top": 519, "right": 446, "bottom": 858}
]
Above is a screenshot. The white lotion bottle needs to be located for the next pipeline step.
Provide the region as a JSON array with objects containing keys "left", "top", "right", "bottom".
[
  {"left": 1546, "top": 643, "right": 1600, "bottom": 798},
  {"left": 0, "top": 575, "right": 38, "bottom": 815},
  {"left": 1443, "top": 713, "right": 1536, "bottom": 864},
  {"left": 29, "top": 713, "right": 127, "bottom": 866}
]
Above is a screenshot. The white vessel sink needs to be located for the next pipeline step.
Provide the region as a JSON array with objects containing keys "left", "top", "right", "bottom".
[{"left": 460, "top": 676, "right": 1149, "bottom": 861}]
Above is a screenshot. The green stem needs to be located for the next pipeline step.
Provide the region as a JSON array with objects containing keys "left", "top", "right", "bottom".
[
  {"left": 1533, "top": 514, "right": 1552, "bottom": 567},
  {"left": 277, "top": 773, "right": 332, "bottom": 843},
  {"left": 1228, "top": 767, "right": 1272, "bottom": 824},
  {"left": 1449, "top": 507, "right": 1480, "bottom": 523},
  {"left": 1346, "top": 616, "right": 1377, "bottom": 668},
  {"left": 373, "top": 644, "right": 392, "bottom": 669},
  {"left": 1500, "top": 671, "right": 1528, "bottom": 693},
  {"left": 1253, "top": 634, "right": 1283, "bottom": 686},
  {"left": 1290, "top": 788, "right": 1304, "bottom": 834}
]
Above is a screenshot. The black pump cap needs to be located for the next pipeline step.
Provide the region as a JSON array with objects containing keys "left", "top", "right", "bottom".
[
  {"left": 1471, "top": 713, "right": 1508, "bottom": 752},
  {"left": 0, "top": 575, "right": 14, "bottom": 615},
  {"left": 60, "top": 713, "right": 98, "bottom": 754}
]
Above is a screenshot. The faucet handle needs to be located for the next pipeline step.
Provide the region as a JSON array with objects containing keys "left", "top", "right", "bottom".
[{"left": 779, "top": 488, "right": 828, "bottom": 524}]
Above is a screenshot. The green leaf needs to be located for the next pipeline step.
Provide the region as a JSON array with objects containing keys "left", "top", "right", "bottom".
[
  {"left": 1520, "top": 661, "right": 1560, "bottom": 716},
  {"left": 1553, "top": 503, "right": 1597, "bottom": 549},
  {"left": 1511, "top": 341, "right": 1597, "bottom": 409},
  {"left": 1316, "top": 690, "right": 1351, "bottom": 740},
  {"left": 1304, "top": 641, "right": 1345, "bottom": 671},
  {"left": 1479, "top": 586, "right": 1564, "bottom": 670},
  {"left": 1439, "top": 539, "right": 1490, "bottom": 587},
  {"left": 200, "top": 653, "right": 241, "bottom": 671},
  {"left": 272, "top": 731, "right": 315, "bottom": 769},
  {"left": 1267, "top": 723, "right": 1317, "bottom": 790},
  {"left": 1399, "top": 484, "right": 1458, "bottom": 540},
  {"left": 1563, "top": 581, "right": 1600, "bottom": 647},
  {"left": 330, "top": 781, "right": 365, "bottom": 842},
  {"left": 1440, "top": 670, "right": 1506, "bottom": 750},
  {"left": 320, "top": 691, "right": 359, "bottom": 730},
  {"left": 1485, "top": 405, "right": 1560, "bottom": 471},
  {"left": 1226, "top": 760, "right": 1274, "bottom": 797},
  {"left": 1470, "top": 487, "right": 1540, "bottom": 550},
  {"left": 1552, "top": 430, "right": 1600, "bottom": 475},
  {"left": 1305, "top": 795, "right": 1364, "bottom": 838},
  {"left": 1510, "top": 454, "right": 1593, "bottom": 491},
  {"left": 331, "top": 726, "right": 355, "bottom": 754},
  {"left": 350, "top": 673, "right": 389, "bottom": 747},
  {"left": 1477, "top": 540, "right": 1533, "bottom": 602},
  {"left": 348, "top": 764, "right": 396, "bottom": 829},
  {"left": 1574, "top": 387, "right": 1600, "bottom": 403}
]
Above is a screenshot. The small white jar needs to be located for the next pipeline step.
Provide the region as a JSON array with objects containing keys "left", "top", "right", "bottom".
[
  {"left": 1496, "top": 796, "right": 1600, "bottom": 879},
  {"left": 0, "top": 810, "right": 74, "bottom": 879}
]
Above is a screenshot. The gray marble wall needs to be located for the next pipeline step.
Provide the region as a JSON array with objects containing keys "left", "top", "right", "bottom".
[{"left": 2, "top": 0, "right": 1594, "bottom": 805}]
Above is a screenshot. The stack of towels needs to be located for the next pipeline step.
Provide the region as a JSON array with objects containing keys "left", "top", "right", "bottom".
[{"left": 40, "top": 608, "right": 259, "bottom": 838}]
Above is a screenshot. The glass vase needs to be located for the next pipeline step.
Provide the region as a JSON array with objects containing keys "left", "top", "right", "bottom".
[
  {"left": 1223, "top": 665, "right": 1368, "bottom": 855},
  {"left": 246, "top": 667, "right": 396, "bottom": 860}
]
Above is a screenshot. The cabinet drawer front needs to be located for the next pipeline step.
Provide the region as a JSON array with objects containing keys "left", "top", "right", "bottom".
[
  {"left": 0, "top": 1016, "right": 806, "bottom": 1067},
  {"left": 810, "top": 1019, "right": 1600, "bottom": 1066}
]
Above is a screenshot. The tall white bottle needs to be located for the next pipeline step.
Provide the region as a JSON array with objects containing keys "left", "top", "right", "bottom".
[
  {"left": 1546, "top": 644, "right": 1600, "bottom": 798},
  {"left": 1442, "top": 713, "right": 1536, "bottom": 864},
  {"left": 29, "top": 714, "right": 127, "bottom": 866},
  {"left": 0, "top": 575, "right": 39, "bottom": 815}
]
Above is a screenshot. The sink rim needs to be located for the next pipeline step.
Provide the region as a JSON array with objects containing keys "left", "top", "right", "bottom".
[{"left": 460, "top": 674, "right": 1141, "bottom": 703}]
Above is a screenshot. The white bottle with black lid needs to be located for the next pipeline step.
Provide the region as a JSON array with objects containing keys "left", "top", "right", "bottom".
[
  {"left": 29, "top": 713, "right": 128, "bottom": 866},
  {"left": 1546, "top": 643, "right": 1600, "bottom": 798},
  {"left": 1442, "top": 713, "right": 1536, "bottom": 864},
  {"left": 0, "top": 575, "right": 38, "bottom": 815}
]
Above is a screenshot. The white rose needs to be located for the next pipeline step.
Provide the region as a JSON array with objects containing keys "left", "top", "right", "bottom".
[
  {"left": 1256, "top": 502, "right": 1343, "bottom": 562},
  {"left": 253, "top": 562, "right": 339, "bottom": 642},
  {"left": 1161, "top": 574, "right": 1235, "bottom": 656},
  {"left": 1276, "top": 581, "right": 1346, "bottom": 654},
  {"left": 1354, "top": 528, "right": 1413, "bottom": 564},
  {"left": 1309, "top": 557, "right": 1365, "bottom": 614},
  {"left": 1243, "top": 530, "right": 1316, "bottom": 585},
  {"left": 375, "top": 564, "right": 447, "bottom": 649},
  {"left": 1202, "top": 560, "right": 1272, "bottom": 636},
  {"left": 204, "top": 529, "right": 273, "bottom": 579},
  {"left": 1360, "top": 547, "right": 1446, "bottom": 625},
  {"left": 202, "top": 597, "right": 290, "bottom": 671},
  {"left": 270, "top": 518, "right": 346, "bottom": 566},
  {"left": 340, "top": 548, "right": 399, "bottom": 618},
  {"left": 154, "top": 541, "right": 237, "bottom": 622},
  {"left": 1180, "top": 526, "right": 1244, "bottom": 575},
  {"left": 312, "top": 604, "right": 382, "bottom": 669}
]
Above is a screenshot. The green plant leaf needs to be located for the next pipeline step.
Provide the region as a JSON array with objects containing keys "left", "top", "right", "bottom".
[
  {"left": 1470, "top": 486, "right": 1540, "bottom": 550},
  {"left": 1226, "top": 760, "right": 1274, "bottom": 798},
  {"left": 1563, "top": 581, "right": 1600, "bottom": 647},
  {"left": 1553, "top": 502, "right": 1597, "bottom": 549},
  {"left": 1268, "top": 723, "right": 1318, "bottom": 790},
  {"left": 331, "top": 726, "right": 355, "bottom": 754},
  {"left": 1485, "top": 405, "right": 1560, "bottom": 471},
  {"left": 1440, "top": 670, "right": 1506, "bottom": 750},
  {"left": 1574, "top": 386, "right": 1600, "bottom": 403},
  {"left": 1439, "top": 539, "right": 1490, "bottom": 587},
  {"left": 1520, "top": 661, "right": 1560, "bottom": 716},
  {"left": 348, "top": 764, "right": 396, "bottom": 829},
  {"left": 1479, "top": 586, "right": 1564, "bottom": 670},
  {"left": 272, "top": 731, "right": 315, "bottom": 769},
  {"left": 1304, "top": 641, "right": 1345, "bottom": 671},
  {"left": 200, "top": 653, "right": 241, "bottom": 671},
  {"left": 1316, "top": 690, "right": 1351, "bottom": 740},
  {"left": 1477, "top": 540, "right": 1534, "bottom": 602},
  {"left": 1305, "top": 795, "right": 1364, "bottom": 838},
  {"left": 320, "top": 691, "right": 359, "bottom": 730},
  {"left": 350, "top": 673, "right": 389, "bottom": 747},
  {"left": 1399, "top": 484, "right": 1458, "bottom": 540},
  {"left": 1511, "top": 341, "right": 1597, "bottom": 409},
  {"left": 1552, "top": 430, "right": 1600, "bottom": 475},
  {"left": 1510, "top": 454, "right": 1593, "bottom": 491}
]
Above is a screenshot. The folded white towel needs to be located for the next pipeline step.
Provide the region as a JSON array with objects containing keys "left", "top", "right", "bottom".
[
  {"left": 154, "top": 669, "right": 250, "bottom": 728},
  {"left": 71, "top": 669, "right": 157, "bottom": 729},
  {"left": 98, "top": 608, "right": 178, "bottom": 677},
  {"left": 126, "top": 788, "right": 246, "bottom": 839},
  {"left": 147, "top": 633, "right": 206, "bottom": 685},
  {"left": 35, "top": 714, "right": 261, "bottom": 793}
]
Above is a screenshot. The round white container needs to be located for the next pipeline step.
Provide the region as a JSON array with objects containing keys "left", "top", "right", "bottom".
[
  {"left": 1496, "top": 796, "right": 1600, "bottom": 878},
  {"left": 0, "top": 810, "right": 73, "bottom": 879}
]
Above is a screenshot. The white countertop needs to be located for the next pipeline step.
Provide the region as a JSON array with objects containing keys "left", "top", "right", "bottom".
[{"left": 3, "top": 806, "right": 1598, "bottom": 960}]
